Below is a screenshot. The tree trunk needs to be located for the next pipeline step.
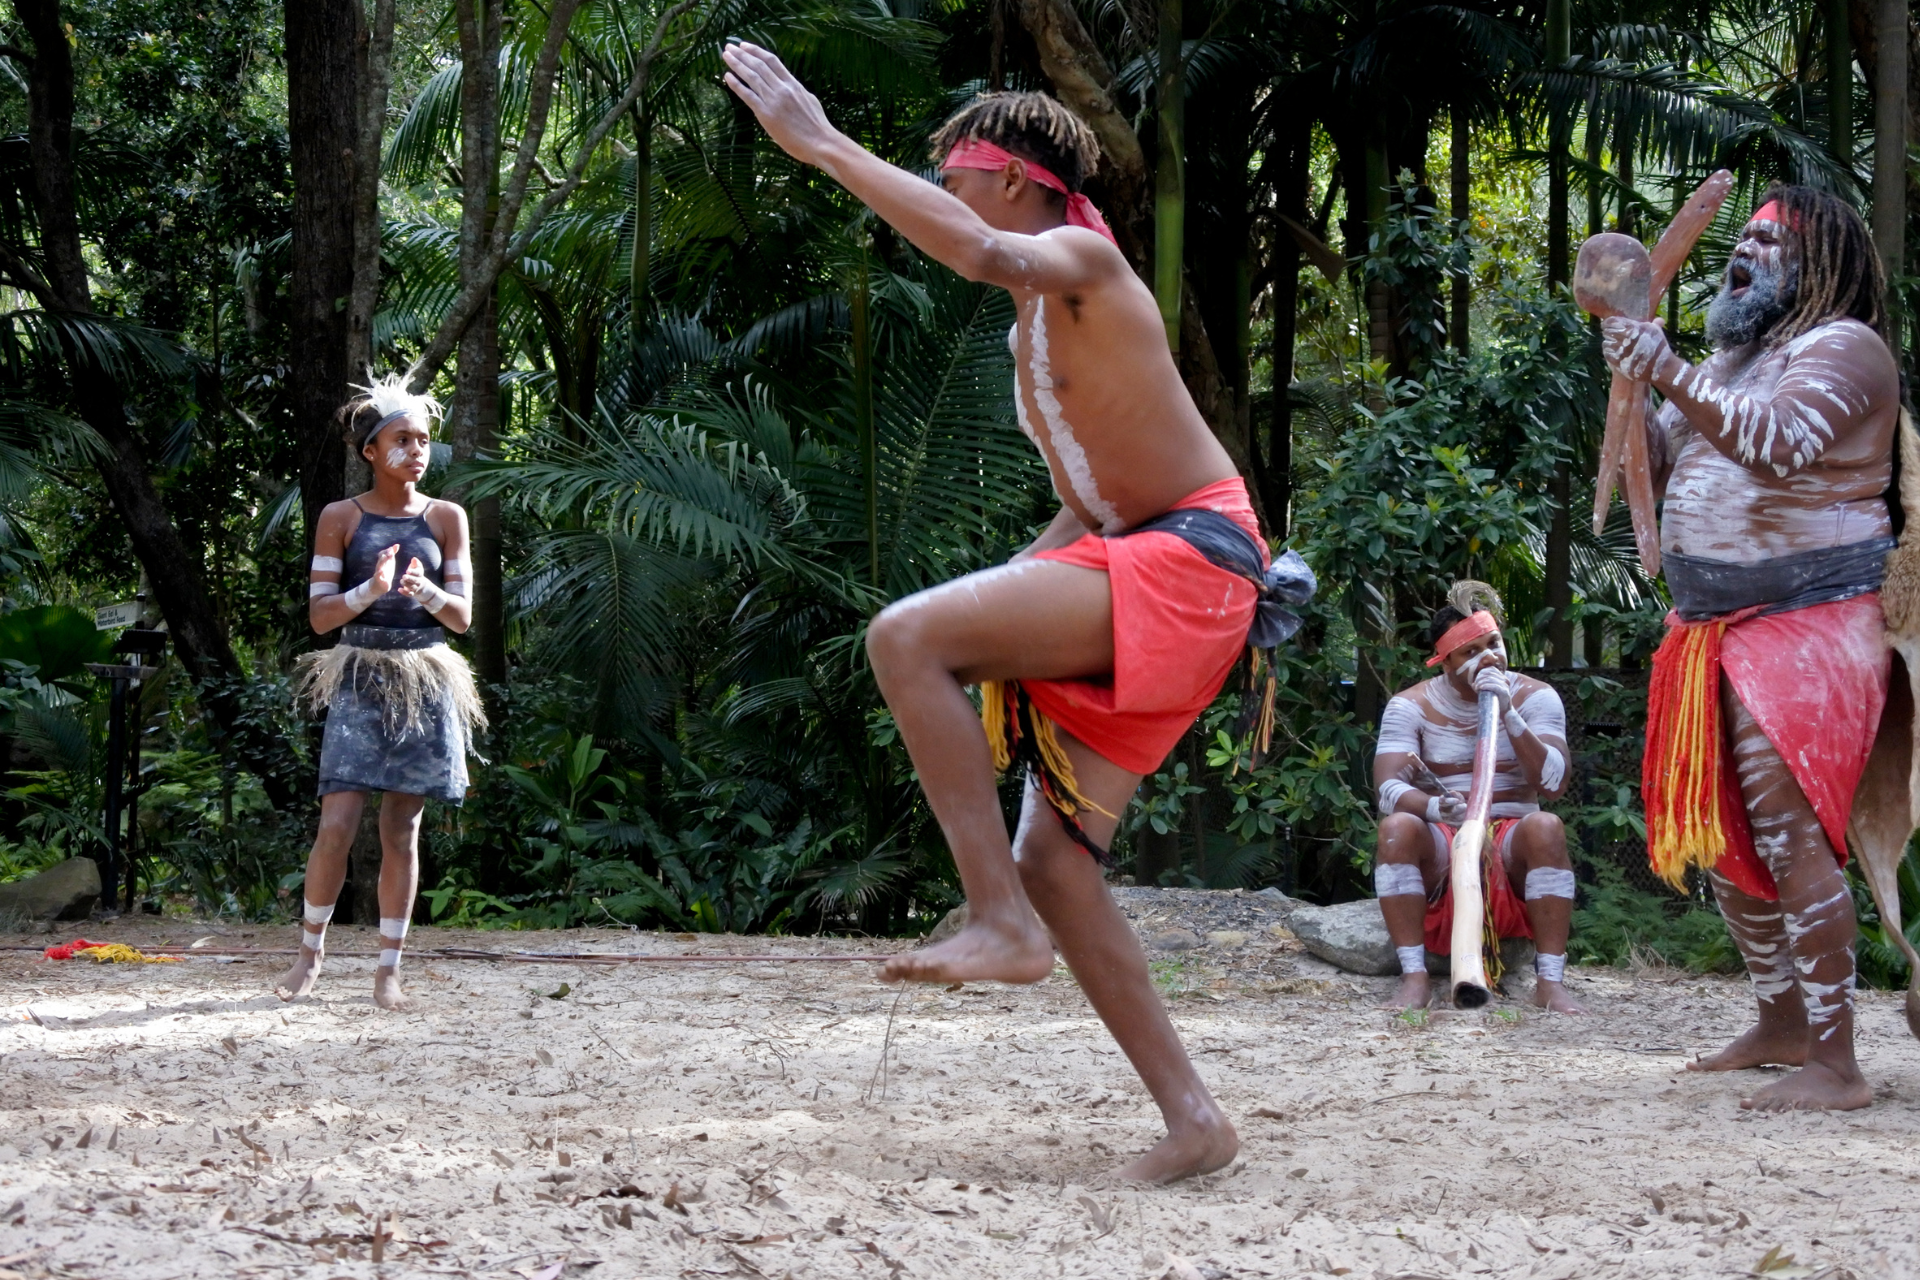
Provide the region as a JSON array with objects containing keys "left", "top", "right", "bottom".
[
  {"left": 1831, "top": 0, "right": 1854, "bottom": 163},
  {"left": 1155, "top": 0, "right": 1184, "bottom": 353},
  {"left": 1872, "top": 0, "right": 1908, "bottom": 354},
  {"left": 630, "top": 108, "right": 652, "bottom": 351},
  {"left": 1543, "top": 0, "right": 1575, "bottom": 667},
  {"left": 285, "top": 0, "right": 360, "bottom": 545},
  {"left": 19, "top": 0, "right": 296, "bottom": 808},
  {"left": 347, "top": 0, "right": 397, "bottom": 380},
  {"left": 451, "top": 0, "right": 508, "bottom": 689},
  {"left": 1263, "top": 113, "right": 1309, "bottom": 530},
  {"left": 1450, "top": 106, "right": 1470, "bottom": 356}
]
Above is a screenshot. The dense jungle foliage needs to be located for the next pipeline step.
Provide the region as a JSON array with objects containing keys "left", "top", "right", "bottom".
[{"left": 3, "top": 0, "right": 1919, "bottom": 985}]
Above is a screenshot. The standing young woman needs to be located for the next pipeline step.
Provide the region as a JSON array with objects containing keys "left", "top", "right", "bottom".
[{"left": 276, "top": 376, "right": 486, "bottom": 1010}]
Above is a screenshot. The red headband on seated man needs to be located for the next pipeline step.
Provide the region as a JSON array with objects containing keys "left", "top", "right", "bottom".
[
  {"left": 941, "top": 140, "right": 1119, "bottom": 247},
  {"left": 1426, "top": 610, "right": 1500, "bottom": 667}
]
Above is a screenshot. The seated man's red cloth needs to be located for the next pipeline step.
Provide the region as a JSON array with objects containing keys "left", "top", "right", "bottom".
[
  {"left": 1022, "top": 477, "right": 1264, "bottom": 775},
  {"left": 1420, "top": 819, "right": 1534, "bottom": 955},
  {"left": 1644, "top": 593, "right": 1888, "bottom": 901}
]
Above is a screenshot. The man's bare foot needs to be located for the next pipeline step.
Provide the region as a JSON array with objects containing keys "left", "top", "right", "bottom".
[
  {"left": 882, "top": 915, "right": 1053, "bottom": 985},
  {"left": 275, "top": 947, "right": 323, "bottom": 1001},
  {"left": 373, "top": 968, "right": 412, "bottom": 1011},
  {"left": 1532, "top": 979, "right": 1586, "bottom": 1014},
  {"left": 1381, "top": 972, "right": 1431, "bottom": 1011},
  {"left": 1686, "top": 1021, "right": 1807, "bottom": 1071},
  {"left": 1741, "top": 1060, "right": 1871, "bottom": 1111},
  {"left": 1116, "top": 1116, "right": 1238, "bottom": 1184}
]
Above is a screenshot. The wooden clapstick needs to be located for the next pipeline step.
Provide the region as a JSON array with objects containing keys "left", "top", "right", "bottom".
[
  {"left": 1572, "top": 170, "right": 1735, "bottom": 578},
  {"left": 1447, "top": 688, "right": 1502, "bottom": 1008}
]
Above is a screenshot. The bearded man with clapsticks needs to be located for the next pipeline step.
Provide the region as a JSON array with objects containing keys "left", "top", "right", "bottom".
[
  {"left": 1371, "top": 583, "right": 1583, "bottom": 1014},
  {"left": 1603, "top": 186, "right": 1898, "bottom": 1112}
]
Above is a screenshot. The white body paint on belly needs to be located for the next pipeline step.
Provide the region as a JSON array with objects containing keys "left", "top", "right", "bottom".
[{"left": 1018, "top": 298, "right": 1123, "bottom": 534}]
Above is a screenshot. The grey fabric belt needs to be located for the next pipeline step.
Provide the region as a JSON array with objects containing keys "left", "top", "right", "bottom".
[
  {"left": 1664, "top": 536, "right": 1894, "bottom": 622},
  {"left": 340, "top": 623, "right": 446, "bottom": 651}
]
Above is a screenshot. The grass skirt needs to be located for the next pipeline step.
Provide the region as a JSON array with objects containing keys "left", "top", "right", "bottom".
[{"left": 294, "top": 626, "right": 486, "bottom": 804}]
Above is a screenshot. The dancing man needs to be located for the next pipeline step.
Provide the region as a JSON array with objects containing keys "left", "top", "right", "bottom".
[
  {"left": 277, "top": 377, "right": 487, "bottom": 1010},
  {"left": 1605, "top": 186, "right": 1896, "bottom": 1110},
  {"left": 723, "top": 46, "right": 1312, "bottom": 1181},
  {"left": 1372, "top": 584, "right": 1582, "bottom": 1013}
]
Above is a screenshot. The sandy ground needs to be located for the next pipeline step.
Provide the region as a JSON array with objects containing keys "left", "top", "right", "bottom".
[{"left": 3, "top": 887, "right": 1920, "bottom": 1280}]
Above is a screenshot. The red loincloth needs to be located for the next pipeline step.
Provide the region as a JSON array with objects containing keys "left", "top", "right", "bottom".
[
  {"left": 1420, "top": 819, "right": 1535, "bottom": 954},
  {"left": 1021, "top": 477, "right": 1264, "bottom": 774},
  {"left": 1644, "top": 593, "right": 1888, "bottom": 901}
]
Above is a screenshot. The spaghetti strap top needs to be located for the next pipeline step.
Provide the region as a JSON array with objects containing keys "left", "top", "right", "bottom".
[{"left": 342, "top": 498, "right": 444, "bottom": 629}]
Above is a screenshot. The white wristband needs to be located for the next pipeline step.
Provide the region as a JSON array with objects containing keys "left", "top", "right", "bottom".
[
  {"left": 1424, "top": 794, "right": 1449, "bottom": 823},
  {"left": 412, "top": 580, "right": 449, "bottom": 616},
  {"left": 342, "top": 579, "right": 380, "bottom": 612}
]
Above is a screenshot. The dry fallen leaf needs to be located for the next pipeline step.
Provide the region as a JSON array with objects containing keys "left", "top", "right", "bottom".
[
  {"left": 512, "top": 1261, "right": 565, "bottom": 1280},
  {"left": 1160, "top": 1255, "right": 1205, "bottom": 1280}
]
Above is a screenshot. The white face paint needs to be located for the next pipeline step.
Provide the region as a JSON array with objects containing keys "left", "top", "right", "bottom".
[
  {"left": 386, "top": 445, "right": 410, "bottom": 471},
  {"left": 1021, "top": 298, "right": 1122, "bottom": 533}
]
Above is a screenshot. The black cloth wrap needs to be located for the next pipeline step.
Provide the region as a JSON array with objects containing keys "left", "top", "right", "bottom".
[
  {"left": 341, "top": 623, "right": 447, "bottom": 651},
  {"left": 1123, "top": 508, "right": 1317, "bottom": 648},
  {"left": 1664, "top": 536, "right": 1894, "bottom": 622},
  {"left": 343, "top": 501, "right": 445, "bottom": 629}
]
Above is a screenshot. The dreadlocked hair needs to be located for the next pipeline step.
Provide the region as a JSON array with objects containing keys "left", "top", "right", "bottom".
[
  {"left": 928, "top": 91, "right": 1101, "bottom": 196},
  {"left": 1760, "top": 183, "right": 1886, "bottom": 347},
  {"left": 1425, "top": 580, "right": 1505, "bottom": 650}
]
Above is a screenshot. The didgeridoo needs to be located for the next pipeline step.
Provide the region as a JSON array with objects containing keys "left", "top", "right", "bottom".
[{"left": 1447, "top": 688, "right": 1501, "bottom": 1008}]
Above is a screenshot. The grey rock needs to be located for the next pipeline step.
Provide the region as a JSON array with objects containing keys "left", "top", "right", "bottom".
[
  {"left": 925, "top": 902, "right": 969, "bottom": 945},
  {"left": 1147, "top": 928, "right": 1205, "bottom": 953},
  {"left": 1251, "top": 886, "right": 1305, "bottom": 914},
  {"left": 1285, "top": 899, "right": 1397, "bottom": 975},
  {"left": 0, "top": 857, "right": 101, "bottom": 922}
]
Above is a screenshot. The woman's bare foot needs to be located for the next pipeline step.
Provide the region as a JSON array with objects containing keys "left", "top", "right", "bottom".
[
  {"left": 373, "top": 968, "right": 412, "bottom": 1011},
  {"left": 1116, "top": 1115, "right": 1238, "bottom": 1184},
  {"left": 883, "top": 913, "right": 1054, "bottom": 985},
  {"left": 1381, "top": 972, "right": 1431, "bottom": 1012},
  {"left": 1741, "top": 1060, "right": 1871, "bottom": 1111},
  {"left": 1532, "top": 979, "right": 1586, "bottom": 1014},
  {"left": 1686, "top": 1021, "right": 1807, "bottom": 1071},
  {"left": 275, "top": 948, "right": 323, "bottom": 1001}
]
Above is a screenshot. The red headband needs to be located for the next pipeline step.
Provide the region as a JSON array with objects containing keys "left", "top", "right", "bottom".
[
  {"left": 941, "top": 140, "right": 1118, "bottom": 247},
  {"left": 1750, "top": 200, "right": 1798, "bottom": 231},
  {"left": 1425, "top": 610, "right": 1500, "bottom": 667}
]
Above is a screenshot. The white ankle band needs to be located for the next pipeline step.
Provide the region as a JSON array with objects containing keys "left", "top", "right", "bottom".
[
  {"left": 379, "top": 917, "right": 410, "bottom": 943},
  {"left": 1396, "top": 945, "right": 1428, "bottom": 975},
  {"left": 1375, "top": 863, "right": 1426, "bottom": 898},
  {"left": 1535, "top": 952, "right": 1566, "bottom": 983},
  {"left": 1524, "top": 867, "right": 1576, "bottom": 901},
  {"left": 379, "top": 948, "right": 402, "bottom": 971},
  {"left": 301, "top": 926, "right": 326, "bottom": 955}
]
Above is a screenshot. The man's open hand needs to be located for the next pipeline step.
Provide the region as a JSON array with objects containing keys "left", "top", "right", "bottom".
[{"left": 721, "top": 41, "right": 842, "bottom": 167}]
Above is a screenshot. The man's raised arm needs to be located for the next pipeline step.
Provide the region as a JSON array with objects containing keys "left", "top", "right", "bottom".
[{"left": 721, "top": 41, "right": 1117, "bottom": 295}]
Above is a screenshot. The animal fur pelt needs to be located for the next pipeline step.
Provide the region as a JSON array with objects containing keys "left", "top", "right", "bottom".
[
  {"left": 1882, "top": 409, "right": 1920, "bottom": 818},
  {"left": 294, "top": 642, "right": 487, "bottom": 744}
]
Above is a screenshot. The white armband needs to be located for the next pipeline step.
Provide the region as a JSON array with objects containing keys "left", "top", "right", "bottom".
[
  {"left": 1377, "top": 777, "right": 1414, "bottom": 816},
  {"left": 1539, "top": 746, "right": 1567, "bottom": 792},
  {"left": 1504, "top": 708, "right": 1528, "bottom": 739},
  {"left": 311, "top": 556, "right": 343, "bottom": 573},
  {"left": 342, "top": 579, "right": 380, "bottom": 612},
  {"left": 441, "top": 557, "right": 465, "bottom": 578},
  {"left": 309, "top": 582, "right": 340, "bottom": 598}
]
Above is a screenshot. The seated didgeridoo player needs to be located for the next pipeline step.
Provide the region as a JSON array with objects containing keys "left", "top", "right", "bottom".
[
  {"left": 722, "top": 46, "right": 1314, "bottom": 1181},
  {"left": 1604, "top": 186, "right": 1896, "bottom": 1111},
  {"left": 276, "top": 375, "right": 486, "bottom": 1011},
  {"left": 1371, "top": 582, "right": 1583, "bottom": 1013}
]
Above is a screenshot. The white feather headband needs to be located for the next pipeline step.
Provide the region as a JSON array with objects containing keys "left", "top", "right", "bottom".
[{"left": 349, "top": 372, "right": 444, "bottom": 447}]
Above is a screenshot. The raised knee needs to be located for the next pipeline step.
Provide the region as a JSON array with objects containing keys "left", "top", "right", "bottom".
[
  {"left": 1377, "top": 811, "right": 1427, "bottom": 855},
  {"left": 865, "top": 602, "right": 925, "bottom": 681},
  {"left": 1516, "top": 811, "right": 1567, "bottom": 860}
]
